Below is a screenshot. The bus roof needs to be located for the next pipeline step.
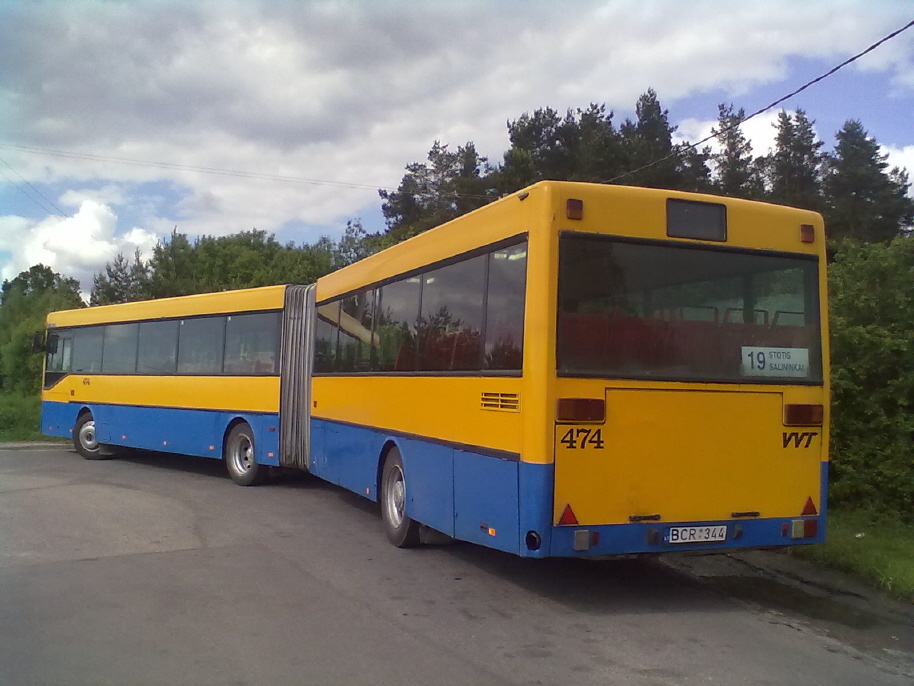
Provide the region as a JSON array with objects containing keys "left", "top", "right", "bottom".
[
  {"left": 47, "top": 284, "right": 287, "bottom": 328},
  {"left": 316, "top": 180, "right": 824, "bottom": 301}
]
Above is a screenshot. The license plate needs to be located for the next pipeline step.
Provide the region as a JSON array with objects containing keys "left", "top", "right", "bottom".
[{"left": 666, "top": 525, "right": 728, "bottom": 544}]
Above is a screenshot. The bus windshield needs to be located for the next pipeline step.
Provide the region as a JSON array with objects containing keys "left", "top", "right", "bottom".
[{"left": 557, "top": 234, "right": 822, "bottom": 383}]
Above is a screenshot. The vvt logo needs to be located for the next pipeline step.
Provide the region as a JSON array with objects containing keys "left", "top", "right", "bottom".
[{"left": 782, "top": 431, "right": 818, "bottom": 448}]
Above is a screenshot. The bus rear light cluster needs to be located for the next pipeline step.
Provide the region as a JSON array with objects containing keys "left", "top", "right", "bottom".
[
  {"left": 556, "top": 398, "right": 605, "bottom": 422},
  {"left": 783, "top": 403, "right": 823, "bottom": 426},
  {"left": 789, "top": 519, "right": 818, "bottom": 539}
]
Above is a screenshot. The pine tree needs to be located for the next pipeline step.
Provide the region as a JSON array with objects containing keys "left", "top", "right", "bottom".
[
  {"left": 90, "top": 249, "right": 149, "bottom": 305},
  {"left": 379, "top": 141, "right": 493, "bottom": 241},
  {"left": 712, "top": 104, "right": 763, "bottom": 199},
  {"left": 764, "top": 109, "right": 825, "bottom": 211},
  {"left": 824, "top": 120, "right": 914, "bottom": 243}
]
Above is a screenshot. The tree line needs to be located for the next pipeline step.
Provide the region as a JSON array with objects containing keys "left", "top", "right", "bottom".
[{"left": 1, "top": 89, "right": 912, "bottom": 515}]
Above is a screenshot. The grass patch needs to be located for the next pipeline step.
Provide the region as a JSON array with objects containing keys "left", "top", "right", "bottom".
[
  {"left": 792, "top": 508, "right": 914, "bottom": 602},
  {"left": 0, "top": 393, "right": 56, "bottom": 442}
]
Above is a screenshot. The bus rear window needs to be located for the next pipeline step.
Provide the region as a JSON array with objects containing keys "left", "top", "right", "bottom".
[{"left": 557, "top": 235, "right": 822, "bottom": 383}]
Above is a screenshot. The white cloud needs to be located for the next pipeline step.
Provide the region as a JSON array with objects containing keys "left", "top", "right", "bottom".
[
  {"left": 0, "top": 0, "right": 912, "bottom": 254},
  {"left": 676, "top": 111, "right": 785, "bottom": 158},
  {"left": 883, "top": 145, "right": 914, "bottom": 177},
  {"left": 59, "top": 185, "right": 128, "bottom": 208},
  {"left": 0, "top": 201, "right": 160, "bottom": 295}
]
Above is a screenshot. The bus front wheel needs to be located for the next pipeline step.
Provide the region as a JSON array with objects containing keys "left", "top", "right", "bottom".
[
  {"left": 224, "top": 423, "right": 268, "bottom": 486},
  {"left": 380, "top": 447, "right": 421, "bottom": 548},
  {"left": 73, "top": 413, "right": 112, "bottom": 461}
]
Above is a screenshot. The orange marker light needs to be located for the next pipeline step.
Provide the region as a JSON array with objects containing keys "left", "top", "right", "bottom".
[
  {"left": 566, "top": 198, "right": 584, "bottom": 220},
  {"left": 800, "top": 224, "right": 815, "bottom": 243}
]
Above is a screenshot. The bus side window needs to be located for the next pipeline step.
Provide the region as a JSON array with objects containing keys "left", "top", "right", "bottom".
[
  {"left": 339, "top": 290, "right": 376, "bottom": 373},
  {"left": 138, "top": 320, "right": 179, "bottom": 374},
  {"left": 102, "top": 323, "right": 139, "bottom": 374},
  {"left": 485, "top": 243, "right": 527, "bottom": 370},
  {"left": 72, "top": 326, "right": 104, "bottom": 373},
  {"left": 314, "top": 302, "right": 340, "bottom": 373},
  {"left": 419, "top": 256, "right": 485, "bottom": 372},
  {"left": 224, "top": 312, "right": 280, "bottom": 375},
  {"left": 177, "top": 317, "right": 225, "bottom": 375},
  {"left": 376, "top": 278, "right": 421, "bottom": 372}
]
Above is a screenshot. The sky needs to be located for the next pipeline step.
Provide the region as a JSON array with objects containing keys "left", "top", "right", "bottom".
[{"left": 1, "top": 0, "right": 913, "bottom": 296}]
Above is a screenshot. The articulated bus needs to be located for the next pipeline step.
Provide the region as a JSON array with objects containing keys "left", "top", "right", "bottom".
[{"left": 40, "top": 181, "right": 829, "bottom": 557}]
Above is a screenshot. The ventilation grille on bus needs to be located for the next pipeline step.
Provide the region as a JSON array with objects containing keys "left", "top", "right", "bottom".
[{"left": 480, "top": 392, "right": 520, "bottom": 412}]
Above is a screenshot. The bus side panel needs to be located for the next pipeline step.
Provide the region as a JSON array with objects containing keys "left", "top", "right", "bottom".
[
  {"left": 517, "top": 461, "right": 554, "bottom": 558},
  {"left": 453, "top": 452, "right": 519, "bottom": 555},
  {"left": 40, "top": 400, "right": 81, "bottom": 440},
  {"left": 399, "top": 439, "right": 455, "bottom": 537},
  {"left": 100, "top": 405, "right": 282, "bottom": 465},
  {"left": 42, "top": 400, "right": 280, "bottom": 466},
  {"left": 308, "top": 418, "right": 386, "bottom": 498}
]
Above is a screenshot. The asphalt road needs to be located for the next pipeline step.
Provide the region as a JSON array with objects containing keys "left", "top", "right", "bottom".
[{"left": 1, "top": 445, "right": 911, "bottom": 686}]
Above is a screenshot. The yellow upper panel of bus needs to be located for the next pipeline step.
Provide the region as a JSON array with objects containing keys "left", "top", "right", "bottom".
[
  {"left": 315, "top": 181, "right": 825, "bottom": 302},
  {"left": 47, "top": 284, "right": 287, "bottom": 328}
]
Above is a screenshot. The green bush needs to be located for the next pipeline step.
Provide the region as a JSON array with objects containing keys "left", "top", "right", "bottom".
[
  {"left": 0, "top": 393, "right": 45, "bottom": 441},
  {"left": 828, "top": 237, "right": 914, "bottom": 520}
]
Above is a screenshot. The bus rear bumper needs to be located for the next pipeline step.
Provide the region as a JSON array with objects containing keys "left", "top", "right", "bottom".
[{"left": 541, "top": 516, "right": 825, "bottom": 558}]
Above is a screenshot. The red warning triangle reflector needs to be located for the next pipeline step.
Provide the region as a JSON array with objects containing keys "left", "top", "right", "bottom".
[
  {"left": 801, "top": 497, "right": 818, "bottom": 516},
  {"left": 558, "top": 504, "right": 579, "bottom": 526}
]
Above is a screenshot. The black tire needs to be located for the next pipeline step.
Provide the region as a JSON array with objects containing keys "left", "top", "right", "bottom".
[
  {"left": 73, "top": 413, "right": 113, "bottom": 461},
  {"left": 224, "top": 423, "right": 268, "bottom": 486},
  {"left": 380, "top": 447, "right": 421, "bottom": 548}
]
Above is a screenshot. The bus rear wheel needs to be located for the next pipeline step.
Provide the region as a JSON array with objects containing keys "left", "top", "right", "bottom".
[
  {"left": 224, "top": 422, "right": 268, "bottom": 486},
  {"left": 73, "top": 413, "right": 113, "bottom": 461},
  {"left": 380, "top": 447, "right": 421, "bottom": 548}
]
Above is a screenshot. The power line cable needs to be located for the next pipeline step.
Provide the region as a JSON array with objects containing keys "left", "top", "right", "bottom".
[
  {"left": 1, "top": 17, "right": 911, "bottom": 202},
  {"left": 0, "top": 167, "right": 63, "bottom": 219},
  {"left": 609, "top": 16, "right": 914, "bottom": 183},
  {"left": 0, "top": 155, "right": 69, "bottom": 217}
]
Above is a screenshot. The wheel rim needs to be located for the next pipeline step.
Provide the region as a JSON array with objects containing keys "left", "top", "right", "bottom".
[
  {"left": 79, "top": 420, "right": 98, "bottom": 452},
  {"left": 384, "top": 464, "right": 406, "bottom": 528},
  {"left": 229, "top": 434, "right": 254, "bottom": 473}
]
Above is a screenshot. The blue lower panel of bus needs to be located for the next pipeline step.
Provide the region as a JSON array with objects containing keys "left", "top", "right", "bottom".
[
  {"left": 310, "top": 418, "right": 555, "bottom": 557},
  {"left": 40, "top": 401, "right": 281, "bottom": 466},
  {"left": 44, "top": 404, "right": 825, "bottom": 558},
  {"left": 310, "top": 419, "right": 827, "bottom": 558}
]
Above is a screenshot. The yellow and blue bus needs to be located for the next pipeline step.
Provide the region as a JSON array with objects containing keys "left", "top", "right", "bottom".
[{"left": 40, "top": 181, "right": 829, "bottom": 557}]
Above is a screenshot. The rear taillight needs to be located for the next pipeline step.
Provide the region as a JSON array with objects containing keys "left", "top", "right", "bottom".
[
  {"left": 557, "top": 398, "right": 605, "bottom": 423},
  {"left": 784, "top": 403, "right": 823, "bottom": 426}
]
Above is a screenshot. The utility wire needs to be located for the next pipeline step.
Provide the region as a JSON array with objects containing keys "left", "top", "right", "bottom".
[
  {"left": 608, "top": 16, "right": 914, "bottom": 182},
  {"left": 0, "top": 155, "right": 69, "bottom": 217},
  {"left": 1, "top": 17, "right": 911, "bottom": 200},
  {"left": 0, "top": 166, "right": 64, "bottom": 219}
]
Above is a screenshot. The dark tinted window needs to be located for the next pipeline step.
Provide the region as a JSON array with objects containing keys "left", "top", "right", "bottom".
[
  {"left": 102, "top": 323, "right": 139, "bottom": 374},
  {"left": 72, "top": 327, "right": 104, "bottom": 373},
  {"left": 485, "top": 244, "right": 526, "bottom": 370},
  {"left": 138, "top": 320, "right": 179, "bottom": 374},
  {"left": 557, "top": 236, "right": 822, "bottom": 383},
  {"left": 315, "top": 239, "right": 528, "bottom": 375},
  {"left": 314, "top": 302, "right": 340, "bottom": 373},
  {"left": 224, "top": 312, "right": 280, "bottom": 375},
  {"left": 419, "top": 256, "right": 485, "bottom": 371},
  {"left": 377, "top": 277, "right": 421, "bottom": 372},
  {"left": 177, "top": 317, "right": 225, "bottom": 374},
  {"left": 667, "top": 199, "right": 726, "bottom": 241},
  {"left": 46, "top": 330, "right": 74, "bottom": 372},
  {"left": 338, "top": 290, "right": 376, "bottom": 373}
]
